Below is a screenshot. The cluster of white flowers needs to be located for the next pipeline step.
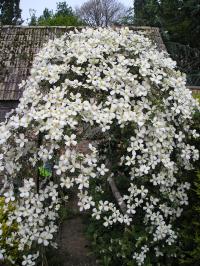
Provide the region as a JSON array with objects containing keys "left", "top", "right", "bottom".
[
  {"left": 0, "top": 179, "right": 60, "bottom": 265},
  {"left": 22, "top": 253, "right": 39, "bottom": 266},
  {"left": 133, "top": 245, "right": 149, "bottom": 266},
  {"left": 0, "top": 27, "right": 199, "bottom": 265}
]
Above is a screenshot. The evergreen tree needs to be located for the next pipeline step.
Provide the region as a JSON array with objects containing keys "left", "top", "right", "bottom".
[
  {"left": 158, "top": 0, "right": 200, "bottom": 48},
  {"left": 178, "top": 0, "right": 200, "bottom": 48},
  {"left": 134, "top": 0, "right": 161, "bottom": 26},
  {"left": 134, "top": 0, "right": 146, "bottom": 25},
  {"left": 28, "top": 9, "right": 37, "bottom": 26},
  {"left": 0, "top": 0, "right": 22, "bottom": 25},
  {"left": 133, "top": 0, "right": 200, "bottom": 49},
  {"left": 159, "top": 0, "right": 186, "bottom": 42},
  {"left": 56, "top": 2, "right": 73, "bottom": 17},
  {"left": 132, "top": 0, "right": 200, "bottom": 86},
  {"left": 42, "top": 8, "right": 53, "bottom": 20}
]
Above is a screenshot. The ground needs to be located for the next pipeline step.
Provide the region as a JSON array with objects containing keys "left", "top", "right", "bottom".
[
  {"left": 59, "top": 217, "right": 97, "bottom": 266},
  {"left": 51, "top": 191, "right": 98, "bottom": 266}
]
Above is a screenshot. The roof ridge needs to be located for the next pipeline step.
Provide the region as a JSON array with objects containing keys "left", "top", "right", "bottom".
[{"left": 0, "top": 25, "right": 160, "bottom": 30}]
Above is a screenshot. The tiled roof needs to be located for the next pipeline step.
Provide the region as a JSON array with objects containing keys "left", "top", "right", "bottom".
[
  {"left": 0, "top": 100, "right": 18, "bottom": 122},
  {"left": 0, "top": 26, "right": 166, "bottom": 101}
]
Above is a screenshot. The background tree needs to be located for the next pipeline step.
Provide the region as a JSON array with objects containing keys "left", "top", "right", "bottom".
[
  {"left": 117, "top": 7, "right": 134, "bottom": 25},
  {"left": 134, "top": 0, "right": 147, "bottom": 25},
  {"left": 160, "top": 0, "right": 200, "bottom": 49},
  {"left": 28, "top": 9, "right": 37, "bottom": 26},
  {"left": 133, "top": 0, "right": 200, "bottom": 49},
  {"left": 76, "top": 0, "right": 127, "bottom": 27},
  {"left": 41, "top": 7, "right": 53, "bottom": 20},
  {"left": 29, "top": 2, "right": 83, "bottom": 26},
  {"left": 135, "top": 0, "right": 160, "bottom": 26},
  {"left": 133, "top": 0, "right": 200, "bottom": 86},
  {"left": 56, "top": 1, "right": 73, "bottom": 16},
  {"left": 0, "top": 0, "right": 22, "bottom": 25}
]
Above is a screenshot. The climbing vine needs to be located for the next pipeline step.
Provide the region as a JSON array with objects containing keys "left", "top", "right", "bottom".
[{"left": 0, "top": 27, "right": 199, "bottom": 265}]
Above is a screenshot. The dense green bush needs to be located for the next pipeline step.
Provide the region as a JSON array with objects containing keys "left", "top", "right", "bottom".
[{"left": 37, "top": 15, "right": 83, "bottom": 27}]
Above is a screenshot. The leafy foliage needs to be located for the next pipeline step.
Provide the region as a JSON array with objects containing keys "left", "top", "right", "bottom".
[{"left": 29, "top": 2, "right": 83, "bottom": 26}]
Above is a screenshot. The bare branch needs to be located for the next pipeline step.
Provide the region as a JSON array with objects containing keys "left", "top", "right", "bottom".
[{"left": 76, "top": 0, "right": 127, "bottom": 27}]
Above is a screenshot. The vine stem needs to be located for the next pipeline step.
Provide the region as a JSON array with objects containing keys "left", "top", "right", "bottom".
[
  {"left": 107, "top": 176, "right": 127, "bottom": 215},
  {"left": 36, "top": 132, "right": 43, "bottom": 192}
]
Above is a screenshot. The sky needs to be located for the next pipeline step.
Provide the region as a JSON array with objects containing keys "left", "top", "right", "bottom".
[{"left": 21, "top": 0, "right": 133, "bottom": 23}]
